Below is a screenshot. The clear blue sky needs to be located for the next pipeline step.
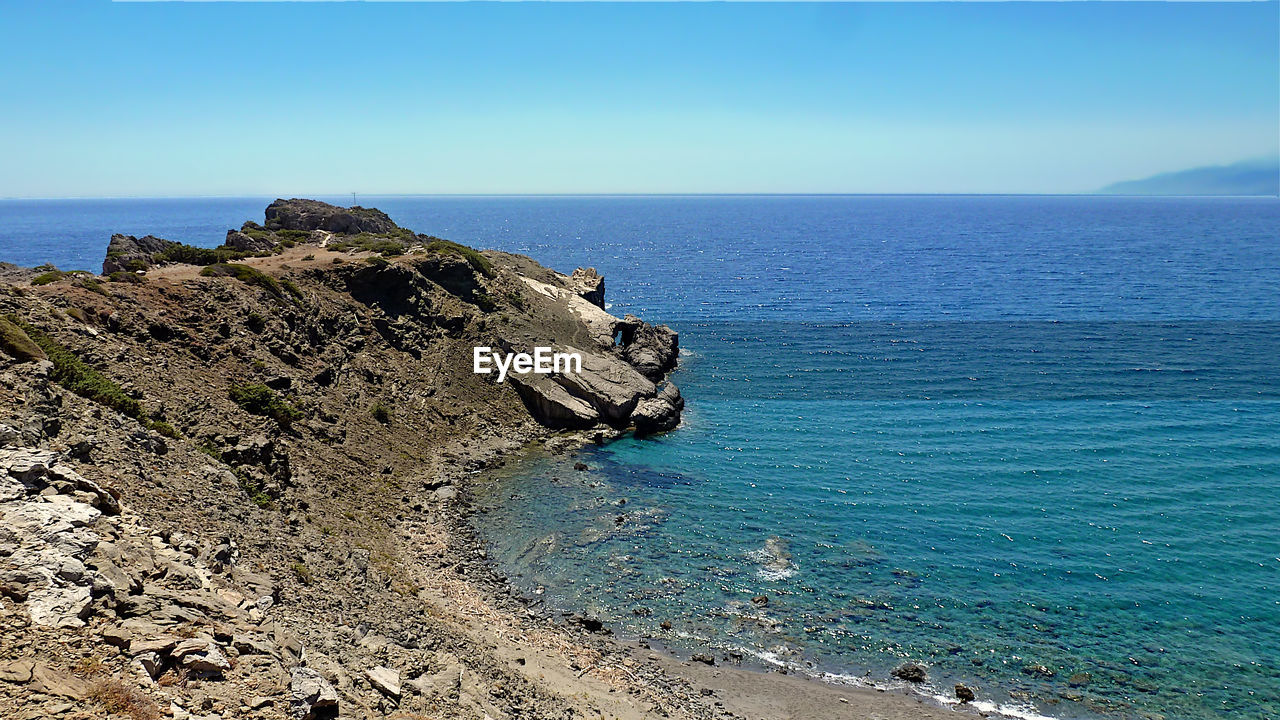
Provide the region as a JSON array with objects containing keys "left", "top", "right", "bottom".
[{"left": 2, "top": 1, "right": 1276, "bottom": 197}]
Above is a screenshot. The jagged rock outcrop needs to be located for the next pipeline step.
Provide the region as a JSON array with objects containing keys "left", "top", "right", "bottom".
[
  {"left": 632, "top": 383, "right": 684, "bottom": 435},
  {"left": 264, "top": 198, "right": 398, "bottom": 235},
  {"left": 225, "top": 228, "right": 277, "bottom": 253},
  {"left": 102, "top": 234, "right": 176, "bottom": 274},
  {"left": 570, "top": 267, "right": 605, "bottom": 309},
  {"left": 618, "top": 314, "right": 679, "bottom": 381}
]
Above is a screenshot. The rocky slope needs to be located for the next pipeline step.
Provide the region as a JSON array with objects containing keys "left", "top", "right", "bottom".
[{"left": 0, "top": 199, "right": 715, "bottom": 720}]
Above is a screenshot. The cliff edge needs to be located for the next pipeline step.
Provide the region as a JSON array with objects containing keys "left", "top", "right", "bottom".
[{"left": 0, "top": 200, "right": 704, "bottom": 720}]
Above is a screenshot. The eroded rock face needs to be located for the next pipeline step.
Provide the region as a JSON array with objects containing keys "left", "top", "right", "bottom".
[
  {"left": 570, "top": 267, "right": 606, "bottom": 309},
  {"left": 225, "top": 229, "right": 277, "bottom": 253},
  {"left": 265, "top": 198, "right": 398, "bottom": 235},
  {"left": 1, "top": 448, "right": 105, "bottom": 629},
  {"left": 508, "top": 348, "right": 657, "bottom": 429},
  {"left": 618, "top": 314, "right": 679, "bottom": 381},
  {"left": 102, "top": 234, "right": 177, "bottom": 275},
  {"left": 632, "top": 383, "right": 684, "bottom": 435}
]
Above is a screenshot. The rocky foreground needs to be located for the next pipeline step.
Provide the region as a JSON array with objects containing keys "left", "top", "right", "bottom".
[{"left": 0, "top": 199, "right": 710, "bottom": 720}]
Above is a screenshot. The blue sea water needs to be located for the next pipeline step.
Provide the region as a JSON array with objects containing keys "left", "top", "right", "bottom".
[{"left": 3, "top": 195, "right": 1278, "bottom": 720}]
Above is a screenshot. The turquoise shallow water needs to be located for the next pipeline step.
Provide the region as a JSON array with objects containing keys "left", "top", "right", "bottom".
[{"left": 3, "top": 195, "right": 1278, "bottom": 720}]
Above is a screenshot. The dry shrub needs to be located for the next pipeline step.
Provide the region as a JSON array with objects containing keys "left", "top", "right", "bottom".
[{"left": 89, "top": 678, "right": 161, "bottom": 720}]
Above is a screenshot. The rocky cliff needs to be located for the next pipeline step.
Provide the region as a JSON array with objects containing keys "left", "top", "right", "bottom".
[{"left": 0, "top": 200, "right": 713, "bottom": 720}]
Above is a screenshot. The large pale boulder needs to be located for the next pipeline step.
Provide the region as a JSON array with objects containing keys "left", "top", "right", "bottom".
[
  {"left": 551, "top": 349, "right": 655, "bottom": 423},
  {"left": 290, "top": 667, "right": 339, "bottom": 720}
]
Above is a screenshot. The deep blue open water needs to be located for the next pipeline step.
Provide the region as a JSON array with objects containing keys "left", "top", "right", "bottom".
[{"left": 3, "top": 195, "right": 1278, "bottom": 720}]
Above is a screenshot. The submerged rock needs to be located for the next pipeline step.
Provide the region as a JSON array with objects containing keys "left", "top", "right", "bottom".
[{"left": 892, "top": 662, "right": 928, "bottom": 683}]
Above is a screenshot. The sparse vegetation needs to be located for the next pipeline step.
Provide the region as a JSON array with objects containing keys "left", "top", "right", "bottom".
[
  {"left": 245, "top": 312, "right": 266, "bottom": 332},
  {"left": 235, "top": 467, "right": 274, "bottom": 509},
  {"left": 291, "top": 561, "right": 314, "bottom": 586},
  {"left": 108, "top": 271, "right": 144, "bottom": 283},
  {"left": 329, "top": 228, "right": 417, "bottom": 256},
  {"left": 0, "top": 316, "right": 46, "bottom": 362},
  {"left": 371, "top": 402, "right": 392, "bottom": 424},
  {"left": 149, "top": 419, "right": 179, "bottom": 439},
  {"left": 200, "top": 263, "right": 284, "bottom": 298},
  {"left": 13, "top": 316, "right": 143, "bottom": 419},
  {"left": 280, "top": 277, "right": 304, "bottom": 300},
  {"left": 275, "top": 229, "right": 311, "bottom": 242},
  {"left": 89, "top": 678, "right": 162, "bottom": 720},
  {"left": 153, "top": 242, "right": 258, "bottom": 266},
  {"left": 228, "top": 382, "right": 301, "bottom": 427},
  {"left": 425, "top": 239, "right": 494, "bottom": 277},
  {"left": 76, "top": 277, "right": 109, "bottom": 295}
]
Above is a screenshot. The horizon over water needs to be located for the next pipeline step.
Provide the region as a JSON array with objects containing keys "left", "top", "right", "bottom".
[{"left": 2, "top": 195, "right": 1278, "bottom": 720}]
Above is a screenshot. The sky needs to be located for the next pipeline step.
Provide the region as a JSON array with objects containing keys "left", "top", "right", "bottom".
[{"left": 1, "top": 1, "right": 1276, "bottom": 197}]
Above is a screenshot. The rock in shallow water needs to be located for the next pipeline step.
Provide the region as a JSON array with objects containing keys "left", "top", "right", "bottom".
[{"left": 892, "top": 662, "right": 927, "bottom": 683}]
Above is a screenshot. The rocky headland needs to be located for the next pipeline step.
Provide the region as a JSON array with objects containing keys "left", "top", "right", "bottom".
[{"left": 0, "top": 200, "right": 958, "bottom": 720}]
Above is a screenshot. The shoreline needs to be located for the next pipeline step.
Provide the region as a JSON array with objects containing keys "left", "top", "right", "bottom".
[{"left": 440, "top": 433, "right": 989, "bottom": 720}]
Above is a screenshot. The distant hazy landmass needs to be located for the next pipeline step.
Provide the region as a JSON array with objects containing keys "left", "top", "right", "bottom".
[{"left": 1100, "top": 158, "right": 1279, "bottom": 196}]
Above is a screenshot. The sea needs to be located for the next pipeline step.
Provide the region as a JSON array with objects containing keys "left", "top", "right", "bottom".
[{"left": 2, "top": 195, "right": 1278, "bottom": 720}]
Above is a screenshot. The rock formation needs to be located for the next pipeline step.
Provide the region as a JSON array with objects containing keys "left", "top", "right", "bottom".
[
  {"left": 0, "top": 200, "right": 709, "bottom": 720},
  {"left": 263, "top": 198, "right": 398, "bottom": 235},
  {"left": 101, "top": 234, "right": 177, "bottom": 275}
]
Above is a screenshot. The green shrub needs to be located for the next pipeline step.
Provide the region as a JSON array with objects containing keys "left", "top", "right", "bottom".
[
  {"left": 425, "top": 240, "right": 494, "bottom": 277},
  {"left": 328, "top": 232, "right": 414, "bottom": 257},
  {"left": 148, "top": 420, "right": 180, "bottom": 439},
  {"left": 275, "top": 229, "right": 311, "bottom": 242},
  {"left": 228, "top": 382, "right": 301, "bottom": 427},
  {"left": 280, "top": 278, "right": 304, "bottom": 300},
  {"left": 32, "top": 271, "right": 69, "bottom": 286},
  {"left": 245, "top": 312, "right": 266, "bottom": 332},
  {"left": 235, "top": 467, "right": 274, "bottom": 509},
  {"left": 0, "top": 316, "right": 46, "bottom": 362},
  {"left": 108, "top": 271, "right": 144, "bottom": 284},
  {"left": 155, "top": 243, "right": 257, "bottom": 266},
  {"left": 76, "top": 277, "right": 109, "bottom": 295},
  {"left": 13, "top": 317, "right": 143, "bottom": 419},
  {"left": 291, "top": 562, "right": 313, "bottom": 585},
  {"left": 370, "top": 403, "right": 391, "bottom": 424},
  {"left": 200, "top": 263, "right": 283, "bottom": 298}
]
